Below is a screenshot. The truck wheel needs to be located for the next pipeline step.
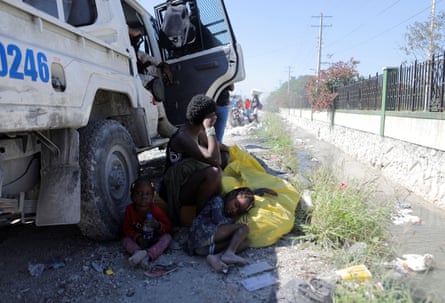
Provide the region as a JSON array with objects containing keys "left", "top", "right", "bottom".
[{"left": 78, "top": 120, "right": 139, "bottom": 240}]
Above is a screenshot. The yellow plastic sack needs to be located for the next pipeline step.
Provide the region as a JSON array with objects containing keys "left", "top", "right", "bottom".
[{"left": 222, "top": 145, "right": 300, "bottom": 248}]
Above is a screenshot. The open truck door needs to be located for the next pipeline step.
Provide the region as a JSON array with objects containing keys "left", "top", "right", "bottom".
[{"left": 154, "top": 0, "right": 245, "bottom": 125}]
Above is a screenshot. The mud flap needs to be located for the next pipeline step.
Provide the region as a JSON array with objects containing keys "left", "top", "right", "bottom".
[
  {"left": 36, "top": 165, "right": 80, "bottom": 225},
  {"left": 36, "top": 129, "right": 81, "bottom": 225}
]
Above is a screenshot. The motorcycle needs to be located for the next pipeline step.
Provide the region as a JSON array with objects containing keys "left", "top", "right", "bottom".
[{"left": 230, "top": 106, "right": 244, "bottom": 127}]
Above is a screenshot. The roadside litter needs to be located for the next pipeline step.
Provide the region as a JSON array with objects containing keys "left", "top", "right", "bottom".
[
  {"left": 241, "top": 273, "right": 278, "bottom": 291},
  {"left": 28, "top": 260, "right": 66, "bottom": 277},
  {"left": 385, "top": 253, "right": 434, "bottom": 274},
  {"left": 28, "top": 263, "right": 45, "bottom": 277},
  {"left": 391, "top": 201, "right": 423, "bottom": 225},
  {"left": 91, "top": 260, "right": 113, "bottom": 275},
  {"left": 239, "top": 261, "right": 278, "bottom": 291},
  {"left": 335, "top": 264, "right": 372, "bottom": 281},
  {"left": 318, "top": 264, "right": 372, "bottom": 284},
  {"left": 300, "top": 189, "right": 314, "bottom": 213},
  {"left": 144, "top": 263, "right": 178, "bottom": 278},
  {"left": 239, "top": 261, "right": 274, "bottom": 277}
]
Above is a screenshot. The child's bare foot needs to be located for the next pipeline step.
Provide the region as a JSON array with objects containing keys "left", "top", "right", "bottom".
[
  {"left": 206, "top": 254, "right": 229, "bottom": 273},
  {"left": 221, "top": 252, "right": 249, "bottom": 265},
  {"left": 128, "top": 250, "right": 147, "bottom": 267}
]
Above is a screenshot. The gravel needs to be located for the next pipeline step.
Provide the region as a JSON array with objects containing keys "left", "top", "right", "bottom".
[{"left": 0, "top": 122, "right": 341, "bottom": 303}]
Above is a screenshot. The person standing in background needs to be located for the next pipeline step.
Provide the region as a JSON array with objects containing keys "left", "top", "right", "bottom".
[{"left": 215, "top": 83, "right": 235, "bottom": 143}]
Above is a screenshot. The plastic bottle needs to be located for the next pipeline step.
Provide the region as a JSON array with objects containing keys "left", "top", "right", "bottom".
[{"left": 143, "top": 213, "right": 154, "bottom": 240}]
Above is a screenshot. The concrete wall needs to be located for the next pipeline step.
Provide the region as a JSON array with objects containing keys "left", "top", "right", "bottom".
[{"left": 281, "top": 108, "right": 445, "bottom": 209}]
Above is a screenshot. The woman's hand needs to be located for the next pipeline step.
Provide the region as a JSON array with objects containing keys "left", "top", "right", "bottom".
[{"left": 202, "top": 114, "right": 217, "bottom": 129}]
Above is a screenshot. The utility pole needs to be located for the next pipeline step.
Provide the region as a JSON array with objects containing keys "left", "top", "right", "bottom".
[
  {"left": 428, "top": 0, "right": 436, "bottom": 60},
  {"left": 286, "top": 66, "right": 293, "bottom": 113},
  {"left": 424, "top": 0, "right": 436, "bottom": 111},
  {"left": 312, "top": 13, "right": 332, "bottom": 79}
]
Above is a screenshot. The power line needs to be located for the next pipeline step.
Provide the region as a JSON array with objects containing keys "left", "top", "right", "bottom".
[
  {"left": 326, "top": 0, "right": 401, "bottom": 48},
  {"left": 330, "top": 1, "right": 441, "bottom": 57}
]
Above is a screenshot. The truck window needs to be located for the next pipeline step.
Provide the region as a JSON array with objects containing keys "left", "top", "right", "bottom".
[
  {"left": 196, "top": 0, "right": 230, "bottom": 47},
  {"left": 23, "top": 0, "right": 60, "bottom": 18},
  {"left": 155, "top": 0, "right": 231, "bottom": 59},
  {"left": 121, "top": 2, "right": 156, "bottom": 59},
  {"left": 23, "top": 0, "right": 97, "bottom": 26}
]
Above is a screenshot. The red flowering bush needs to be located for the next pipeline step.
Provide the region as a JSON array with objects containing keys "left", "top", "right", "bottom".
[{"left": 305, "top": 58, "right": 359, "bottom": 111}]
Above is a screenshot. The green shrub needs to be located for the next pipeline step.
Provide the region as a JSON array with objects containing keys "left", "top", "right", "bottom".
[{"left": 303, "top": 169, "right": 390, "bottom": 250}]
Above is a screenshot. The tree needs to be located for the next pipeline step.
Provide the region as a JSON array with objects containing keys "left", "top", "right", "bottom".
[
  {"left": 401, "top": 11, "right": 445, "bottom": 60},
  {"left": 305, "top": 58, "right": 359, "bottom": 111},
  {"left": 265, "top": 75, "right": 311, "bottom": 112}
]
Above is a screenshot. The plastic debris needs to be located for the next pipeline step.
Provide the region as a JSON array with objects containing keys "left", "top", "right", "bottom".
[
  {"left": 374, "top": 282, "right": 385, "bottom": 291},
  {"left": 300, "top": 190, "right": 314, "bottom": 213},
  {"left": 28, "top": 263, "right": 45, "bottom": 277},
  {"left": 104, "top": 269, "right": 114, "bottom": 275},
  {"left": 392, "top": 208, "right": 423, "bottom": 225},
  {"left": 335, "top": 264, "right": 372, "bottom": 281},
  {"left": 391, "top": 254, "right": 434, "bottom": 273},
  {"left": 91, "top": 261, "right": 104, "bottom": 273},
  {"left": 241, "top": 273, "right": 278, "bottom": 291},
  {"left": 144, "top": 264, "right": 177, "bottom": 278},
  {"left": 49, "top": 261, "right": 65, "bottom": 270},
  {"left": 239, "top": 261, "right": 274, "bottom": 277}
]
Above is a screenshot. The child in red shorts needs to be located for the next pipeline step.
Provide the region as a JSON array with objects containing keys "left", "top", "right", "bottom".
[{"left": 122, "top": 177, "right": 172, "bottom": 269}]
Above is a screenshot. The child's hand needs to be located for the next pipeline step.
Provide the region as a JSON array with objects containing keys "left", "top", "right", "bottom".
[
  {"left": 149, "top": 218, "right": 160, "bottom": 229},
  {"left": 253, "top": 188, "right": 278, "bottom": 197}
]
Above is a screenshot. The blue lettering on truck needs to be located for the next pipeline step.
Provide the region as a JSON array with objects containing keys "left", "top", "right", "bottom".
[{"left": 0, "top": 42, "right": 49, "bottom": 83}]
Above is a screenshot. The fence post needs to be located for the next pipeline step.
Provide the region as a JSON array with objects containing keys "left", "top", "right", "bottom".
[{"left": 380, "top": 67, "right": 396, "bottom": 136}]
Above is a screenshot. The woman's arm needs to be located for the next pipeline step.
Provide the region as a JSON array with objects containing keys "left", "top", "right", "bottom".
[{"left": 174, "top": 116, "right": 221, "bottom": 166}]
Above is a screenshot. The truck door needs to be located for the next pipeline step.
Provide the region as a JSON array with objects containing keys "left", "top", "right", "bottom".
[{"left": 154, "top": 0, "right": 244, "bottom": 126}]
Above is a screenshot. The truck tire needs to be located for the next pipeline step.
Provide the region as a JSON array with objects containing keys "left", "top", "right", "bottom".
[{"left": 78, "top": 120, "right": 139, "bottom": 240}]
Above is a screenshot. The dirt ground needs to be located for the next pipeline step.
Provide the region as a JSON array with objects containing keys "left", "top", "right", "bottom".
[{"left": 0, "top": 117, "right": 422, "bottom": 303}]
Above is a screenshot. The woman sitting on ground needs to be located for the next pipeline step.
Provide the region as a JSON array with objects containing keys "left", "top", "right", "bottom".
[{"left": 161, "top": 94, "right": 230, "bottom": 226}]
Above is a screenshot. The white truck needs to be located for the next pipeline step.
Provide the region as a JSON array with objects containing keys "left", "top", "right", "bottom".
[{"left": 0, "top": 0, "right": 245, "bottom": 239}]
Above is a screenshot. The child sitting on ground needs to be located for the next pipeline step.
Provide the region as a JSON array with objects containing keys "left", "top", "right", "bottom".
[
  {"left": 122, "top": 177, "right": 172, "bottom": 269},
  {"left": 186, "top": 187, "right": 278, "bottom": 273}
]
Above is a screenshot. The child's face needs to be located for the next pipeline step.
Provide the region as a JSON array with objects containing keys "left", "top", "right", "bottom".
[
  {"left": 224, "top": 193, "right": 252, "bottom": 217},
  {"left": 132, "top": 183, "right": 154, "bottom": 209}
]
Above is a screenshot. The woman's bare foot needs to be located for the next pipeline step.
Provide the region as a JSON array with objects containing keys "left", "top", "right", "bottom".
[
  {"left": 206, "top": 254, "right": 229, "bottom": 273},
  {"left": 221, "top": 251, "right": 249, "bottom": 265}
]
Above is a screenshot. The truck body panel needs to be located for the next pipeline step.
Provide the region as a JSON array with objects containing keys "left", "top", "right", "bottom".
[{"left": 0, "top": 0, "right": 245, "bottom": 238}]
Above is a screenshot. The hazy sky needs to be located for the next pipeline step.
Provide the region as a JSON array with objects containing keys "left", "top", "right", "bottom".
[{"left": 140, "top": 0, "right": 444, "bottom": 98}]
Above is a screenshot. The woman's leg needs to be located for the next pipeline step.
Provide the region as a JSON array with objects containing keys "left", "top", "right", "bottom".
[
  {"left": 180, "top": 166, "right": 222, "bottom": 213},
  {"left": 215, "top": 104, "right": 230, "bottom": 143}
]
